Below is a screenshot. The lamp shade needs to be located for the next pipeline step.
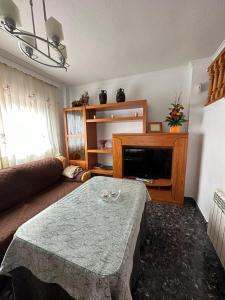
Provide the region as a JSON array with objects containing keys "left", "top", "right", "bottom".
[
  {"left": 45, "top": 17, "right": 64, "bottom": 45},
  {"left": 0, "top": 0, "right": 21, "bottom": 27}
]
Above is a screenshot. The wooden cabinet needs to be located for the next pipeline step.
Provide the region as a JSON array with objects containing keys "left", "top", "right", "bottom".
[
  {"left": 64, "top": 107, "right": 86, "bottom": 169},
  {"left": 112, "top": 133, "right": 188, "bottom": 206}
]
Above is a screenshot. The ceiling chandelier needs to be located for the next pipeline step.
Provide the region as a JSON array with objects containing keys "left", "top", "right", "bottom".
[{"left": 0, "top": 0, "right": 69, "bottom": 70}]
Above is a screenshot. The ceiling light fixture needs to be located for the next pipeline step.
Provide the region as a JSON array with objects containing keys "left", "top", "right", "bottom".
[{"left": 0, "top": 0, "right": 69, "bottom": 70}]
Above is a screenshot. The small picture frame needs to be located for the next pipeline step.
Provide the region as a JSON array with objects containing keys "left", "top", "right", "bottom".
[{"left": 148, "top": 122, "right": 163, "bottom": 133}]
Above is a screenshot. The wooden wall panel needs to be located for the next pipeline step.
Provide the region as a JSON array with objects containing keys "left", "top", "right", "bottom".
[{"left": 207, "top": 48, "right": 225, "bottom": 105}]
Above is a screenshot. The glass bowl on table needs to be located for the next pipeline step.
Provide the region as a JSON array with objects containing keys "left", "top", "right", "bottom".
[{"left": 100, "top": 189, "right": 121, "bottom": 202}]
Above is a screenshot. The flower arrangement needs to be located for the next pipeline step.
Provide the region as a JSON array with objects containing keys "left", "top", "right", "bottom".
[{"left": 165, "top": 94, "right": 187, "bottom": 127}]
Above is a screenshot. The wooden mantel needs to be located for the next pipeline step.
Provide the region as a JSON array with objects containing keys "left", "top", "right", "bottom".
[{"left": 112, "top": 133, "right": 188, "bottom": 206}]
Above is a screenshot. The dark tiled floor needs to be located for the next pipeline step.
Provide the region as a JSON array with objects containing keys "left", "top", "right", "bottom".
[{"left": 132, "top": 199, "right": 225, "bottom": 300}]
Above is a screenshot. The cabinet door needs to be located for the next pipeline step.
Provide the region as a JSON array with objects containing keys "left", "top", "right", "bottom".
[
  {"left": 67, "top": 137, "right": 85, "bottom": 160},
  {"left": 66, "top": 110, "right": 84, "bottom": 135},
  {"left": 64, "top": 109, "right": 85, "bottom": 162}
]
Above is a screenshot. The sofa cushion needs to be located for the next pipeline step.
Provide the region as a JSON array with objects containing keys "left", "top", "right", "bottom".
[
  {"left": 0, "top": 180, "right": 81, "bottom": 262},
  {"left": 0, "top": 158, "right": 63, "bottom": 213}
]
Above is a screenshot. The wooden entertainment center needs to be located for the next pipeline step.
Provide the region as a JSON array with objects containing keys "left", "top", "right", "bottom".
[
  {"left": 113, "top": 133, "right": 188, "bottom": 206},
  {"left": 64, "top": 99, "right": 188, "bottom": 206}
]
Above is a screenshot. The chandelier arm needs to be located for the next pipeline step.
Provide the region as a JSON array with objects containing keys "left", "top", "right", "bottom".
[
  {"left": 29, "top": 0, "right": 37, "bottom": 48},
  {"left": 42, "top": 0, "right": 50, "bottom": 56},
  {"left": 0, "top": 25, "right": 66, "bottom": 67},
  {"left": 17, "top": 35, "right": 66, "bottom": 65},
  {"left": 2, "top": 26, "right": 64, "bottom": 59},
  {"left": 19, "top": 42, "right": 67, "bottom": 71},
  {"left": 42, "top": 0, "right": 47, "bottom": 21},
  {"left": 0, "top": 0, "right": 69, "bottom": 71}
]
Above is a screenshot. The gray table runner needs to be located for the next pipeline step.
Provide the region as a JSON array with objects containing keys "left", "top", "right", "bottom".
[{"left": 0, "top": 176, "right": 150, "bottom": 300}]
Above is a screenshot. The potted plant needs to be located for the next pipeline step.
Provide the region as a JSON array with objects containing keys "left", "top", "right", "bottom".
[{"left": 165, "top": 94, "right": 187, "bottom": 133}]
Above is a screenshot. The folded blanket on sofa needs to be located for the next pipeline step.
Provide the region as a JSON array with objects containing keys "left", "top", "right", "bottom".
[{"left": 62, "top": 166, "right": 82, "bottom": 179}]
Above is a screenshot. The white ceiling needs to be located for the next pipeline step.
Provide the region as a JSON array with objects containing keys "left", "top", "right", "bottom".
[{"left": 0, "top": 0, "right": 224, "bottom": 86}]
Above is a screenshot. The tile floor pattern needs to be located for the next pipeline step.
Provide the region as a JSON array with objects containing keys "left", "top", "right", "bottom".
[{"left": 132, "top": 199, "right": 225, "bottom": 300}]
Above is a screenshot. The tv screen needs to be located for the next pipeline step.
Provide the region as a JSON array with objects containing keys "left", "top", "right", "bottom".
[{"left": 123, "top": 147, "right": 173, "bottom": 180}]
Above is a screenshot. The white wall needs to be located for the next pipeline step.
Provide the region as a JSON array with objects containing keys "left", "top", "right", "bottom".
[
  {"left": 195, "top": 41, "right": 225, "bottom": 221},
  {"left": 197, "top": 99, "right": 225, "bottom": 221},
  {"left": 185, "top": 58, "right": 211, "bottom": 199},
  {"left": 187, "top": 41, "right": 225, "bottom": 221},
  {"left": 68, "top": 65, "right": 191, "bottom": 133}
]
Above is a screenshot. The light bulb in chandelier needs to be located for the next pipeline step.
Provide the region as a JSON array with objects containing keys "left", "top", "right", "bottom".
[
  {"left": 0, "top": 0, "right": 21, "bottom": 31},
  {"left": 45, "top": 17, "right": 64, "bottom": 47}
]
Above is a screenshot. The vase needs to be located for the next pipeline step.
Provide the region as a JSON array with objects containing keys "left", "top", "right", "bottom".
[
  {"left": 169, "top": 126, "right": 181, "bottom": 133},
  {"left": 116, "top": 88, "right": 125, "bottom": 102},
  {"left": 99, "top": 139, "right": 108, "bottom": 149},
  {"left": 99, "top": 90, "right": 107, "bottom": 104}
]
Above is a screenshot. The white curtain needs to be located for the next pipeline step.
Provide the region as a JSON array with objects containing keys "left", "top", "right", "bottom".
[{"left": 0, "top": 63, "right": 62, "bottom": 169}]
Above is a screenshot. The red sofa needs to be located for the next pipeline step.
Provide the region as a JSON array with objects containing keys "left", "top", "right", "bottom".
[{"left": 0, "top": 158, "right": 82, "bottom": 262}]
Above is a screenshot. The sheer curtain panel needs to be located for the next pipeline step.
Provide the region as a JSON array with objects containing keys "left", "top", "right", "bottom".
[{"left": 0, "top": 63, "right": 62, "bottom": 169}]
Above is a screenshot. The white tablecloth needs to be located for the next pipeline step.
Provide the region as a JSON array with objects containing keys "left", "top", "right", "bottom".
[{"left": 0, "top": 176, "right": 149, "bottom": 300}]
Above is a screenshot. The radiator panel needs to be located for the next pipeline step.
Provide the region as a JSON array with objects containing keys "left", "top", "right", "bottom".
[{"left": 207, "top": 190, "right": 225, "bottom": 269}]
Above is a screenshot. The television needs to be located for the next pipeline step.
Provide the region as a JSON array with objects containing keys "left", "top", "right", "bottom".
[{"left": 123, "top": 147, "right": 173, "bottom": 180}]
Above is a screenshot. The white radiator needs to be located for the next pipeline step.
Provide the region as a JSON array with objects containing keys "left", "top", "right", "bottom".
[{"left": 207, "top": 190, "right": 225, "bottom": 269}]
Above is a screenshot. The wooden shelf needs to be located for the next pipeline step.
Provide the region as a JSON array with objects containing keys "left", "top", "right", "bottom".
[
  {"left": 88, "top": 148, "right": 112, "bottom": 154},
  {"left": 86, "top": 116, "right": 143, "bottom": 123},
  {"left": 145, "top": 178, "right": 172, "bottom": 187},
  {"left": 86, "top": 100, "right": 147, "bottom": 111},
  {"left": 125, "top": 178, "right": 172, "bottom": 187},
  {"left": 90, "top": 168, "right": 113, "bottom": 176},
  {"left": 69, "top": 159, "right": 86, "bottom": 169},
  {"left": 64, "top": 107, "right": 83, "bottom": 111}
]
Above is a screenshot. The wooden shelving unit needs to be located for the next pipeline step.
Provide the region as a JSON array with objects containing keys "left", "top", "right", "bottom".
[{"left": 64, "top": 100, "right": 148, "bottom": 176}]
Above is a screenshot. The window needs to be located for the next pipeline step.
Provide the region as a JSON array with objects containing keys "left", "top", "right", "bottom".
[{"left": 0, "top": 63, "right": 62, "bottom": 168}]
